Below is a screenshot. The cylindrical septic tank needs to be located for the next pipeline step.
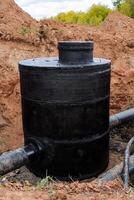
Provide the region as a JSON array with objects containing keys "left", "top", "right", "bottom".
[{"left": 19, "top": 41, "right": 111, "bottom": 180}]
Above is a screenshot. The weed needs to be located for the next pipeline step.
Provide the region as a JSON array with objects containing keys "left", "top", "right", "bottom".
[
  {"left": 37, "top": 176, "right": 54, "bottom": 188},
  {"left": 37, "top": 175, "right": 56, "bottom": 198},
  {"left": 20, "top": 26, "right": 32, "bottom": 36}
]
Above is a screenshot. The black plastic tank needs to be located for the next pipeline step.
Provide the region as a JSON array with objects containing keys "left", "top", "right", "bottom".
[{"left": 19, "top": 41, "right": 111, "bottom": 180}]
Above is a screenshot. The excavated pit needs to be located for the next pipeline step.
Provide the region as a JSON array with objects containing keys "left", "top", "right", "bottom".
[{"left": 0, "top": 1, "right": 134, "bottom": 199}]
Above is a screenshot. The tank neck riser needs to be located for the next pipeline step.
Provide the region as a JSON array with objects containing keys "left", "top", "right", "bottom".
[{"left": 58, "top": 41, "right": 94, "bottom": 65}]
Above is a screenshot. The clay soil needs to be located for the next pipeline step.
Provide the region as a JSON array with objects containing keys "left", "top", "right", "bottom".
[{"left": 0, "top": 0, "right": 134, "bottom": 199}]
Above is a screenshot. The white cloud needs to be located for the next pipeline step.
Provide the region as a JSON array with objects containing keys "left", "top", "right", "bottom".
[{"left": 15, "top": 0, "right": 113, "bottom": 19}]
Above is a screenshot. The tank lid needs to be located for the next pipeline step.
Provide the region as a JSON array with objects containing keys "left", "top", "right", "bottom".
[{"left": 19, "top": 57, "right": 111, "bottom": 69}]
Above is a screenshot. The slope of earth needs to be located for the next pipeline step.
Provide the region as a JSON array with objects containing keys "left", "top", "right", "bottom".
[
  {"left": 99, "top": 12, "right": 134, "bottom": 113},
  {"left": 0, "top": 0, "right": 38, "bottom": 42}
]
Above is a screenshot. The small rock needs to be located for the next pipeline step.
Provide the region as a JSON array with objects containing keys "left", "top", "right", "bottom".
[
  {"left": 56, "top": 190, "right": 67, "bottom": 200},
  {"left": 127, "top": 41, "right": 134, "bottom": 48}
]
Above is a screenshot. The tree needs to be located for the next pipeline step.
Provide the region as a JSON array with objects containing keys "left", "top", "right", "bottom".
[
  {"left": 53, "top": 4, "right": 111, "bottom": 26},
  {"left": 64, "top": 11, "right": 78, "bottom": 23},
  {"left": 77, "top": 12, "right": 87, "bottom": 24},
  {"left": 84, "top": 4, "right": 111, "bottom": 25},
  {"left": 118, "top": 0, "right": 134, "bottom": 18},
  {"left": 119, "top": 2, "right": 131, "bottom": 16},
  {"left": 113, "top": 0, "right": 124, "bottom": 9},
  {"left": 113, "top": 0, "right": 134, "bottom": 18},
  {"left": 54, "top": 12, "right": 66, "bottom": 22},
  {"left": 126, "top": 0, "right": 134, "bottom": 18}
]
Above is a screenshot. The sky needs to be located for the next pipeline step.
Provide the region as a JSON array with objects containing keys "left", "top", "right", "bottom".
[{"left": 15, "top": 0, "right": 113, "bottom": 20}]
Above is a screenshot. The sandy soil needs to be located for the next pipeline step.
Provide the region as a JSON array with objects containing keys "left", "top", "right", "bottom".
[{"left": 1, "top": 179, "right": 134, "bottom": 200}]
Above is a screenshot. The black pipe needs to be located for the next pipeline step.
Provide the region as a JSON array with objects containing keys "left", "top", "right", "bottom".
[
  {"left": 0, "top": 146, "right": 30, "bottom": 176},
  {"left": 0, "top": 142, "right": 44, "bottom": 176},
  {"left": 0, "top": 108, "right": 134, "bottom": 177}
]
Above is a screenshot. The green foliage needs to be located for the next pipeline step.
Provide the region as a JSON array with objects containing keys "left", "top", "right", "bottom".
[
  {"left": 126, "top": 0, "right": 134, "bottom": 18},
  {"left": 119, "top": 2, "right": 131, "bottom": 16},
  {"left": 54, "top": 1, "right": 134, "bottom": 25},
  {"left": 76, "top": 12, "right": 87, "bottom": 24},
  {"left": 113, "top": 0, "right": 123, "bottom": 9},
  {"left": 53, "top": 4, "right": 111, "bottom": 26},
  {"left": 20, "top": 26, "right": 32, "bottom": 36},
  {"left": 113, "top": 0, "right": 134, "bottom": 18},
  {"left": 37, "top": 176, "right": 55, "bottom": 198},
  {"left": 37, "top": 176, "right": 54, "bottom": 189},
  {"left": 87, "top": 4, "right": 111, "bottom": 21},
  {"left": 54, "top": 11, "right": 78, "bottom": 23}
]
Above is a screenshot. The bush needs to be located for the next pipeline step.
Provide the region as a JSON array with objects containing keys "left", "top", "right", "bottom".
[
  {"left": 125, "top": 0, "right": 134, "bottom": 18},
  {"left": 53, "top": 4, "right": 112, "bottom": 26},
  {"left": 76, "top": 12, "right": 87, "bottom": 24},
  {"left": 86, "top": 4, "right": 111, "bottom": 23},
  {"left": 113, "top": 0, "right": 134, "bottom": 18},
  {"left": 119, "top": 2, "right": 131, "bottom": 16},
  {"left": 55, "top": 11, "right": 78, "bottom": 23},
  {"left": 20, "top": 26, "right": 32, "bottom": 36}
]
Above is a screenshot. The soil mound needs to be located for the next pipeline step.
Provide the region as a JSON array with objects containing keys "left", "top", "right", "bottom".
[
  {"left": 100, "top": 11, "right": 134, "bottom": 35},
  {"left": 100, "top": 12, "right": 134, "bottom": 48},
  {"left": 0, "top": 0, "right": 37, "bottom": 40},
  {"left": 0, "top": 3, "right": 133, "bottom": 153}
]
